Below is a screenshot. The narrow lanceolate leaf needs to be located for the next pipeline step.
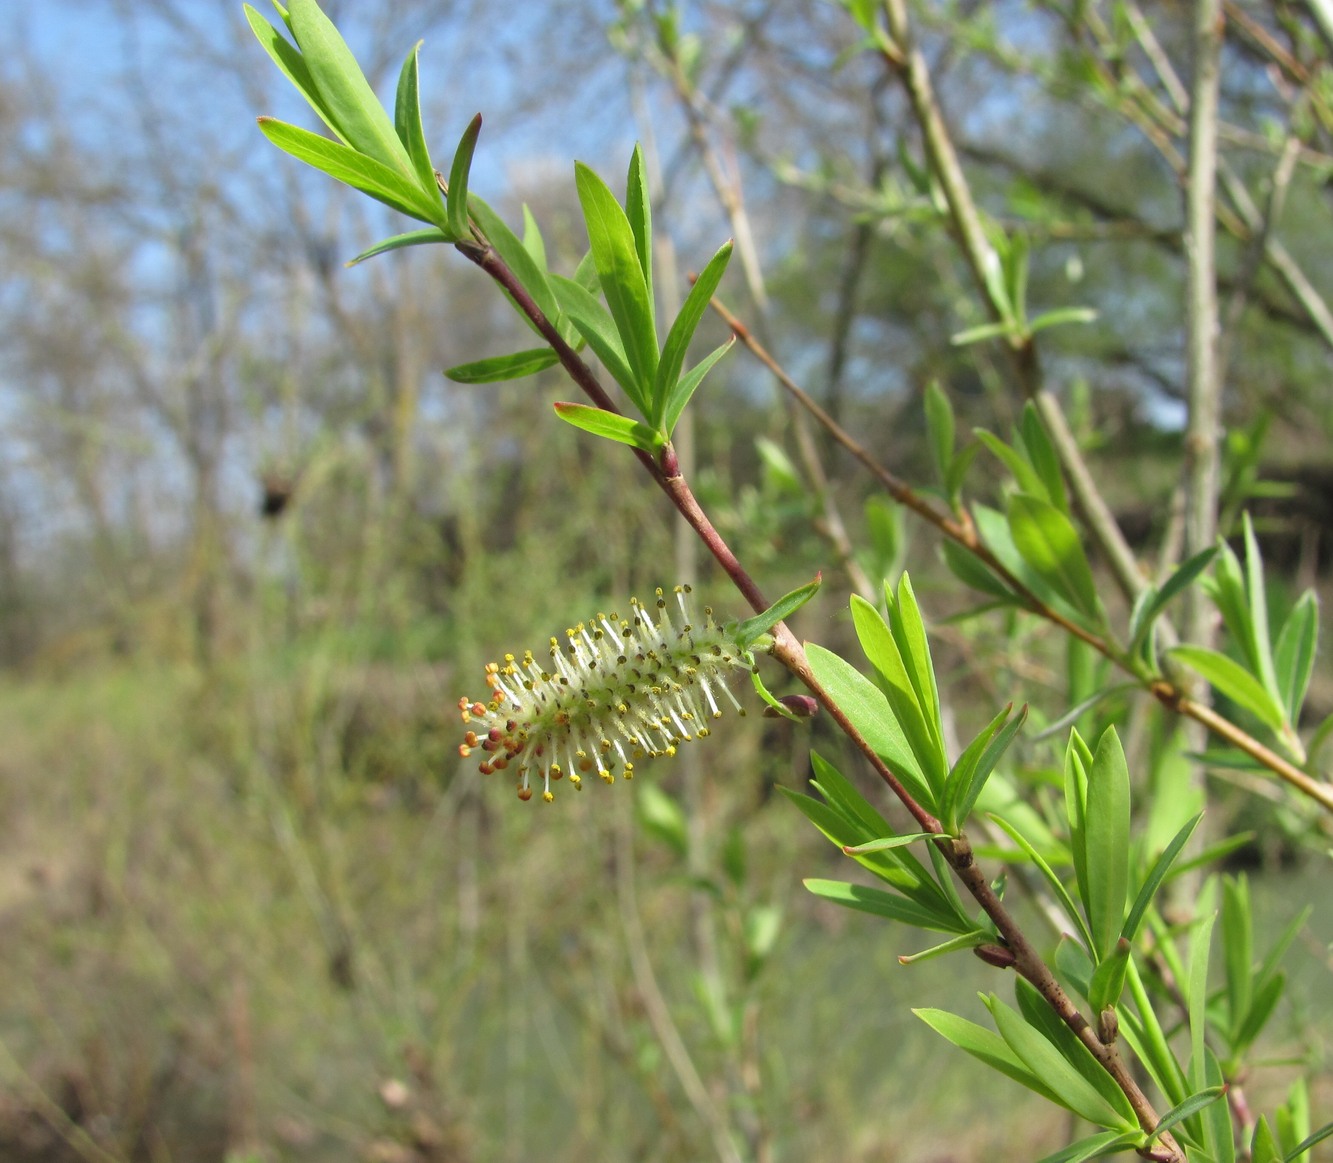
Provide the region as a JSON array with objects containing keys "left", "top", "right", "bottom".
[
  {"left": 257, "top": 119, "right": 440, "bottom": 222},
  {"left": 890, "top": 575, "right": 946, "bottom": 774},
  {"left": 1019, "top": 403, "right": 1069, "bottom": 515},
  {"left": 940, "top": 538, "right": 1017, "bottom": 603},
  {"left": 990, "top": 812, "right": 1094, "bottom": 953},
  {"left": 1014, "top": 977, "right": 1137, "bottom": 1126},
  {"left": 1128, "top": 546, "right": 1218, "bottom": 653},
  {"left": 575, "top": 162, "right": 659, "bottom": 404},
  {"left": 346, "top": 227, "right": 452, "bottom": 266},
  {"left": 1007, "top": 492, "right": 1103, "bottom": 625},
  {"left": 287, "top": 0, "right": 415, "bottom": 178},
  {"left": 553, "top": 403, "right": 663, "bottom": 452},
  {"left": 1167, "top": 645, "right": 1286, "bottom": 731},
  {"left": 1085, "top": 728, "right": 1131, "bottom": 958},
  {"left": 521, "top": 205, "right": 547, "bottom": 269},
  {"left": 923, "top": 382, "right": 955, "bottom": 488},
  {"left": 1242, "top": 514, "right": 1280, "bottom": 699},
  {"left": 662, "top": 337, "right": 733, "bottom": 435},
  {"left": 950, "top": 705, "right": 1026, "bottom": 832},
  {"left": 804, "top": 642, "right": 934, "bottom": 812},
  {"left": 1034, "top": 1130, "right": 1141, "bottom": 1163},
  {"left": 1122, "top": 812, "right": 1203, "bottom": 943},
  {"left": 471, "top": 197, "right": 561, "bottom": 327},
  {"left": 446, "top": 113, "right": 483, "bottom": 241},
  {"left": 850, "top": 593, "right": 942, "bottom": 795},
  {"left": 915, "top": 1008, "right": 1064, "bottom": 1107},
  {"left": 803, "top": 879, "right": 967, "bottom": 932},
  {"left": 624, "top": 145, "right": 654, "bottom": 313},
  {"left": 245, "top": 6, "right": 336, "bottom": 133},
  {"left": 1188, "top": 911, "right": 1217, "bottom": 1093},
  {"left": 446, "top": 348, "right": 559, "bottom": 384},
  {"left": 1273, "top": 591, "right": 1318, "bottom": 723},
  {"left": 976, "top": 429, "right": 1049, "bottom": 501},
  {"left": 656, "top": 240, "right": 733, "bottom": 420},
  {"left": 988, "top": 996, "right": 1131, "bottom": 1129},
  {"left": 550, "top": 274, "right": 638, "bottom": 405},
  {"left": 731, "top": 576, "right": 821, "bottom": 649},
  {"left": 1151, "top": 1088, "right": 1228, "bottom": 1143},
  {"left": 393, "top": 41, "right": 441, "bottom": 207}
]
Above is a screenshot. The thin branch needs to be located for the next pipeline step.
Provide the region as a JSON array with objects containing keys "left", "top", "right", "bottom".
[
  {"left": 1181, "top": 0, "right": 1225, "bottom": 653},
  {"left": 710, "top": 291, "right": 1333, "bottom": 818},
  {"left": 879, "top": 0, "right": 1149, "bottom": 605},
  {"left": 457, "top": 226, "right": 1188, "bottom": 1158}
]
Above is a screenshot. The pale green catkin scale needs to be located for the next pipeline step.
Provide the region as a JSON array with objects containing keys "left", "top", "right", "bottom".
[{"left": 458, "top": 586, "right": 749, "bottom": 802}]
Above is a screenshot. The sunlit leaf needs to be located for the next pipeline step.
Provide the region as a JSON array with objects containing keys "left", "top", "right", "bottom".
[
  {"left": 446, "top": 348, "right": 559, "bottom": 384},
  {"left": 553, "top": 402, "right": 663, "bottom": 452}
]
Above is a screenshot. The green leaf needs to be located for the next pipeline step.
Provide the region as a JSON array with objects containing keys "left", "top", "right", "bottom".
[
  {"left": 245, "top": 6, "right": 338, "bottom": 135},
  {"left": 287, "top": 0, "right": 415, "bottom": 178},
  {"left": 1167, "top": 645, "right": 1286, "bottom": 730},
  {"left": 976, "top": 429, "right": 1048, "bottom": 500},
  {"left": 1188, "top": 909, "right": 1217, "bottom": 1093},
  {"left": 987, "top": 995, "right": 1131, "bottom": 1128},
  {"left": 843, "top": 834, "right": 936, "bottom": 853},
  {"left": 393, "top": 41, "right": 440, "bottom": 204},
  {"left": 550, "top": 274, "right": 637, "bottom": 402},
  {"left": 446, "top": 348, "right": 559, "bottom": 384},
  {"left": 743, "top": 905, "right": 782, "bottom": 979},
  {"left": 944, "top": 441, "right": 981, "bottom": 507},
  {"left": 914, "top": 1007, "right": 1063, "bottom": 1107},
  {"left": 1034, "top": 1130, "right": 1141, "bottom": 1163},
  {"left": 346, "top": 227, "right": 452, "bottom": 265},
  {"left": 1018, "top": 403, "right": 1069, "bottom": 514},
  {"left": 636, "top": 782, "right": 687, "bottom": 856},
  {"left": 731, "top": 576, "right": 821, "bottom": 649},
  {"left": 1273, "top": 591, "right": 1317, "bottom": 723},
  {"left": 803, "top": 879, "right": 967, "bottom": 933},
  {"left": 1128, "top": 546, "right": 1218, "bottom": 655},
  {"left": 954, "top": 706, "right": 1026, "bottom": 826},
  {"left": 656, "top": 240, "right": 733, "bottom": 422},
  {"left": 1087, "top": 937, "right": 1131, "bottom": 1013},
  {"left": 989, "top": 811, "right": 1094, "bottom": 952},
  {"left": 951, "top": 320, "right": 1019, "bottom": 346},
  {"left": 575, "top": 161, "right": 659, "bottom": 406},
  {"left": 624, "top": 144, "right": 654, "bottom": 307},
  {"left": 1285, "top": 1121, "right": 1333, "bottom": 1160},
  {"left": 850, "top": 592, "right": 943, "bottom": 797},
  {"left": 1151, "top": 1087, "right": 1228, "bottom": 1143},
  {"left": 661, "top": 337, "right": 733, "bottom": 435},
  {"left": 1121, "top": 813, "right": 1203, "bottom": 943},
  {"left": 1013, "top": 977, "right": 1137, "bottom": 1127},
  {"left": 521, "top": 204, "right": 547, "bottom": 269},
  {"left": 1251, "top": 1116, "right": 1282, "bottom": 1163},
  {"left": 446, "top": 113, "right": 483, "bottom": 241},
  {"left": 1028, "top": 306, "right": 1099, "bottom": 333},
  {"left": 806, "top": 751, "right": 894, "bottom": 839},
  {"left": 1084, "top": 728, "right": 1131, "bottom": 958},
  {"left": 923, "top": 382, "right": 955, "bottom": 487},
  {"left": 804, "top": 643, "right": 934, "bottom": 811},
  {"left": 940, "top": 537, "right": 1017, "bottom": 602},
  {"left": 942, "top": 704, "right": 1014, "bottom": 833},
  {"left": 469, "top": 195, "right": 560, "bottom": 327},
  {"left": 1221, "top": 875, "right": 1253, "bottom": 1038},
  {"left": 553, "top": 402, "right": 663, "bottom": 452},
  {"left": 1008, "top": 492, "right": 1103, "bottom": 625},
  {"left": 1121, "top": 958, "right": 1189, "bottom": 1108},
  {"left": 257, "top": 118, "right": 441, "bottom": 222},
  {"left": 1242, "top": 513, "right": 1280, "bottom": 699},
  {"left": 889, "top": 575, "right": 947, "bottom": 776}
]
